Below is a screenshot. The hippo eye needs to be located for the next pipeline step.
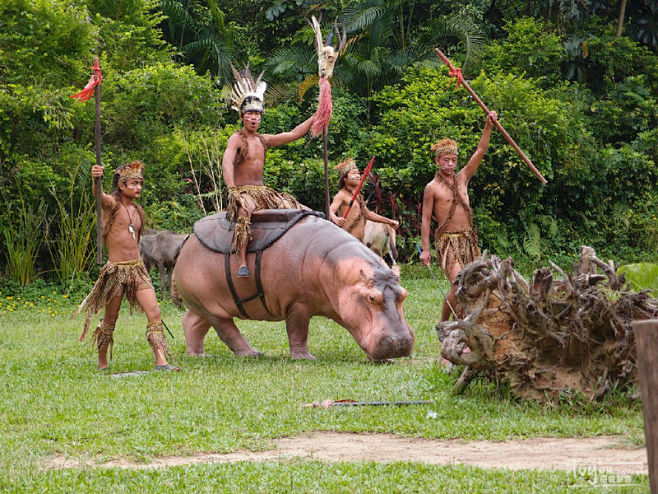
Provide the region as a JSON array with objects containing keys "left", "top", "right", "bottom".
[{"left": 367, "top": 293, "right": 382, "bottom": 305}]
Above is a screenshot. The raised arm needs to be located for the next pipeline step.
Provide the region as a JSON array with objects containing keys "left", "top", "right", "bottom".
[
  {"left": 221, "top": 133, "right": 241, "bottom": 187},
  {"left": 91, "top": 165, "right": 116, "bottom": 209},
  {"left": 419, "top": 183, "right": 435, "bottom": 266},
  {"left": 263, "top": 115, "right": 315, "bottom": 147},
  {"left": 460, "top": 111, "right": 497, "bottom": 182}
]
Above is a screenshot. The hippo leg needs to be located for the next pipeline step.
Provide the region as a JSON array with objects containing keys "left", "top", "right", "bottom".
[
  {"left": 183, "top": 310, "right": 211, "bottom": 356},
  {"left": 285, "top": 308, "right": 315, "bottom": 360},
  {"left": 207, "top": 315, "right": 263, "bottom": 357}
]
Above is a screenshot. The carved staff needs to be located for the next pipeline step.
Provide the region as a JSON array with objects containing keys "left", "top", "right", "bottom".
[
  {"left": 342, "top": 155, "right": 375, "bottom": 219},
  {"left": 434, "top": 48, "right": 548, "bottom": 185},
  {"left": 310, "top": 16, "right": 346, "bottom": 216},
  {"left": 71, "top": 58, "right": 104, "bottom": 263}
]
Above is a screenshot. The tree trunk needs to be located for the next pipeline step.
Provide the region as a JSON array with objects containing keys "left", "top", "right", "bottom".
[{"left": 617, "top": 0, "right": 628, "bottom": 37}]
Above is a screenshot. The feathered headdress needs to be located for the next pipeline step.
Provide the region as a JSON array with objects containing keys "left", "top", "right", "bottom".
[
  {"left": 115, "top": 160, "right": 144, "bottom": 184},
  {"left": 334, "top": 158, "right": 358, "bottom": 177},
  {"left": 230, "top": 64, "right": 267, "bottom": 116}
]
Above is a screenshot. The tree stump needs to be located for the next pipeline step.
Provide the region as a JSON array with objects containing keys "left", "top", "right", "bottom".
[{"left": 437, "top": 247, "right": 658, "bottom": 402}]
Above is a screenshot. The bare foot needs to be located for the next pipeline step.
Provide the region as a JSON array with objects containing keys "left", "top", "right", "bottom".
[
  {"left": 291, "top": 351, "right": 316, "bottom": 360},
  {"left": 155, "top": 364, "right": 181, "bottom": 371},
  {"left": 234, "top": 349, "right": 264, "bottom": 357}
]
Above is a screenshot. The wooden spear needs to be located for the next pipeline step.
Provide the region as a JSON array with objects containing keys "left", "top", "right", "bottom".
[
  {"left": 71, "top": 57, "right": 104, "bottom": 263},
  {"left": 434, "top": 48, "right": 548, "bottom": 185},
  {"left": 342, "top": 155, "right": 375, "bottom": 219},
  {"left": 93, "top": 59, "right": 103, "bottom": 264}
]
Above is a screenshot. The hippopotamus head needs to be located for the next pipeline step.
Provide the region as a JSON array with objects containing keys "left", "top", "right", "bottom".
[{"left": 328, "top": 257, "right": 414, "bottom": 361}]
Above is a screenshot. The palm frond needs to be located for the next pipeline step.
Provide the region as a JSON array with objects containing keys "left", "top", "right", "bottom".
[
  {"left": 523, "top": 222, "right": 542, "bottom": 260},
  {"left": 159, "top": 0, "right": 194, "bottom": 25},
  {"left": 429, "top": 16, "right": 485, "bottom": 73},
  {"left": 266, "top": 83, "right": 300, "bottom": 107},
  {"left": 266, "top": 46, "right": 316, "bottom": 76},
  {"left": 340, "top": 4, "right": 386, "bottom": 33},
  {"left": 356, "top": 58, "right": 382, "bottom": 77}
]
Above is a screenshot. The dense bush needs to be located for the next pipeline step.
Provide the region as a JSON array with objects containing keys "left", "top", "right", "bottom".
[{"left": 1, "top": 0, "right": 657, "bottom": 285}]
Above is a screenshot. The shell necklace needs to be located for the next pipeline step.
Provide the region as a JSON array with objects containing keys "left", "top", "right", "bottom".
[{"left": 123, "top": 203, "right": 136, "bottom": 240}]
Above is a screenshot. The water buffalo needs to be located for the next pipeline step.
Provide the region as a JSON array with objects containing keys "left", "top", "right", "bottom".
[
  {"left": 173, "top": 210, "right": 414, "bottom": 361},
  {"left": 140, "top": 230, "right": 189, "bottom": 300}
]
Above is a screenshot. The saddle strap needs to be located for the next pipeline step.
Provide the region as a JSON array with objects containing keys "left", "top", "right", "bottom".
[{"left": 224, "top": 250, "right": 274, "bottom": 319}]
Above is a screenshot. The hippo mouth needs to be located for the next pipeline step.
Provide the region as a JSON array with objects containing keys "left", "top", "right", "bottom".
[{"left": 365, "top": 333, "right": 414, "bottom": 361}]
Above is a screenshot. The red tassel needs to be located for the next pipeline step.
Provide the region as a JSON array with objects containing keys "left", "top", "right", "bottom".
[
  {"left": 71, "top": 63, "right": 103, "bottom": 103},
  {"left": 310, "top": 77, "right": 332, "bottom": 138}
]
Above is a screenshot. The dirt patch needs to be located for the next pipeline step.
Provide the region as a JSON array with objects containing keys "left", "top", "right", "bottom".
[{"left": 49, "top": 432, "right": 647, "bottom": 475}]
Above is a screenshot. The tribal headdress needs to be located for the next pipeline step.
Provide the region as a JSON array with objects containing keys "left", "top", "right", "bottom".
[
  {"left": 230, "top": 64, "right": 267, "bottom": 116},
  {"left": 431, "top": 138, "right": 459, "bottom": 158},
  {"left": 334, "top": 158, "right": 358, "bottom": 178},
  {"left": 115, "top": 160, "right": 144, "bottom": 184}
]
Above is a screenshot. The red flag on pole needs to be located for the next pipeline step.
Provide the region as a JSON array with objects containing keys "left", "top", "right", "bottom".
[{"left": 71, "top": 59, "right": 103, "bottom": 102}]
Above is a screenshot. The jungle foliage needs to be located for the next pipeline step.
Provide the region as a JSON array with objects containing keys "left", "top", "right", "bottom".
[{"left": 1, "top": 0, "right": 657, "bottom": 286}]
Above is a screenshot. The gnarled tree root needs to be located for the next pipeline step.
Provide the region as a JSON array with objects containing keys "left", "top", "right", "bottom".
[{"left": 437, "top": 246, "right": 658, "bottom": 403}]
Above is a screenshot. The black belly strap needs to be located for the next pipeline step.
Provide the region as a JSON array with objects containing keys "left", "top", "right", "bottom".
[{"left": 224, "top": 250, "right": 273, "bottom": 319}]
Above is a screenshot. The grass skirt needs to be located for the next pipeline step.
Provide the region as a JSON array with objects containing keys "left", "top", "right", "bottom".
[
  {"left": 227, "top": 185, "right": 302, "bottom": 252},
  {"left": 434, "top": 229, "right": 480, "bottom": 275},
  {"left": 73, "top": 258, "right": 153, "bottom": 341}
]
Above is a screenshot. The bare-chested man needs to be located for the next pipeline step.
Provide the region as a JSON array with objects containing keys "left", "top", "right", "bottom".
[
  {"left": 223, "top": 68, "right": 316, "bottom": 277},
  {"left": 329, "top": 158, "right": 398, "bottom": 242},
  {"left": 420, "top": 111, "right": 497, "bottom": 322},
  {"left": 74, "top": 161, "right": 178, "bottom": 371}
]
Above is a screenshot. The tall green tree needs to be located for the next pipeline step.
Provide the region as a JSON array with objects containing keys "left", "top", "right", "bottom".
[{"left": 158, "top": 0, "right": 235, "bottom": 81}]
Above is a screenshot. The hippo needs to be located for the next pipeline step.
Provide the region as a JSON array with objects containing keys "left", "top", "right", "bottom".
[{"left": 173, "top": 209, "right": 414, "bottom": 361}]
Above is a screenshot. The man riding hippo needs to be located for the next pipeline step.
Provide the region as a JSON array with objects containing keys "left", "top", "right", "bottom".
[
  {"left": 223, "top": 65, "right": 318, "bottom": 277},
  {"left": 174, "top": 212, "right": 414, "bottom": 361}
]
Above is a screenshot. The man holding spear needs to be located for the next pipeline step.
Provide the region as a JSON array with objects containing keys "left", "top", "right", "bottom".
[
  {"left": 71, "top": 59, "right": 178, "bottom": 371},
  {"left": 419, "top": 112, "right": 497, "bottom": 323},
  {"left": 223, "top": 16, "right": 342, "bottom": 278},
  {"left": 329, "top": 157, "right": 398, "bottom": 242},
  {"left": 421, "top": 49, "right": 547, "bottom": 325}
]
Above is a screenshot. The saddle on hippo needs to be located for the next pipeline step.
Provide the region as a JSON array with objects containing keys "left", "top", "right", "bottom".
[
  {"left": 174, "top": 208, "right": 414, "bottom": 361},
  {"left": 193, "top": 209, "right": 325, "bottom": 319}
]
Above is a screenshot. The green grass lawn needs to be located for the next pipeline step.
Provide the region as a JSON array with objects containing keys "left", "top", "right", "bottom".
[{"left": 0, "top": 266, "right": 648, "bottom": 492}]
